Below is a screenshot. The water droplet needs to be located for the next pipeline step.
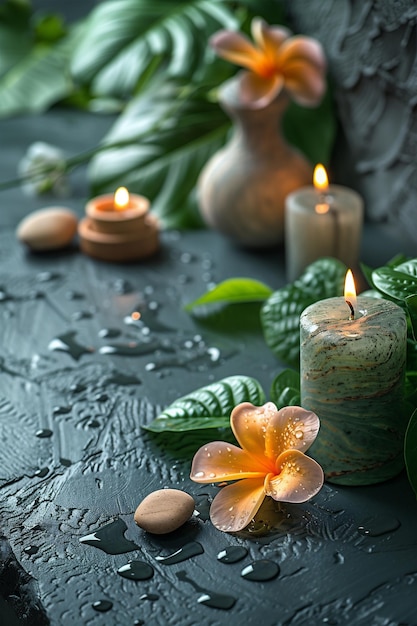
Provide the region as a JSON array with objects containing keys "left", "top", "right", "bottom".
[
  {"left": 124, "top": 308, "right": 173, "bottom": 333},
  {"left": 198, "top": 592, "right": 235, "bottom": 610},
  {"left": 113, "top": 279, "right": 133, "bottom": 294},
  {"left": 33, "top": 467, "right": 49, "bottom": 478},
  {"left": 217, "top": 546, "right": 248, "bottom": 564},
  {"left": 94, "top": 393, "right": 108, "bottom": 402},
  {"left": 194, "top": 495, "right": 210, "bottom": 521},
  {"left": 80, "top": 518, "right": 139, "bottom": 555},
  {"left": 24, "top": 545, "right": 39, "bottom": 556},
  {"left": 176, "top": 571, "right": 235, "bottom": 610},
  {"left": 36, "top": 271, "right": 60, "bottom": 283},
  {"left": 69, "top": 383, "right": 86, "bottom": 393},
  {"left": 66, "top": 290, "right": 84, "bottom": 300},
  {"left": 92, "top": 600, "right": 113, "bottom": 613},
  {"left": 177, "top": 274, "right": 190, "bottom": 284},
  {"left": 35, "top": 428, "right": 53, "bottom": 438},
  {"left": 117, "top": 561, "right": 154, "bottom": 581},
  {"left": 180, "top": 252, "right": 193, "bottom": 264},
  {"left": 241, "top": 559, "right": 280, "bottom": 581},
  {"left": 0, "top": 287, "right": 11, "bottom": 302},
  {"left": 53, "top": 405, "right": 71, "bottom": 416},
  {"left": 48, "top": 331, "right": 93, "bottom": 360},
  {"left": 194, "top": 471, "right": 205, "bottom": 479},
  {"left": 295, "top": 430, "right": 304, "bottom": 439},
  {"left": 141, "top": 593, "right": 159, "bottom": 602},
  {"left": 99, "top": 338, "right": 174, "bottom": 357},
  {"left": 73, "top": 310, "right": 93, "bottom": 321},
  {"left": 358, "top": 516, "right": 401, "bottom": 537},
  {"left": 155, "top": 541, "right": 203, "bottom": 564},
  {"left": 98, "top": 328, "right": 121, "bottom": 339},
  {"left": 106, "top": 371, "right": 141, "bottom": 386}
]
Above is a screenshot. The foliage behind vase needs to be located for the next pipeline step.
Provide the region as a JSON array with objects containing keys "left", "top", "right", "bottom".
[{"left": 0, "top": 0, "right": 336, "bottom": 229}]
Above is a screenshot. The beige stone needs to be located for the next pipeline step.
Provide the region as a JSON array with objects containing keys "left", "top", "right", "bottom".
[
  {"left": 17, "top": 207, "right": 78, "bottom": 251},
  {"left": 134, "top": 489, "right": 195, "bottom": 534}
]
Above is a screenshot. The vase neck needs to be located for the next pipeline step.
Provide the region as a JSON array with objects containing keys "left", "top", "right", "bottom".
[{"left": 220, "top": 86, "right": 290, "bottom": 152}]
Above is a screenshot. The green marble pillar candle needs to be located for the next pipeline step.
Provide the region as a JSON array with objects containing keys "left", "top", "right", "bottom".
[{"left": 300, "top": 296, "right": 407, "bottom": 485}]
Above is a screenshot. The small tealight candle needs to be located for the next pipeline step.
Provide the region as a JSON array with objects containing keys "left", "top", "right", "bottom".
[
  {"left": 285, "top": 165, "right": 364, "bottom": 281},
  {"left": 300, "top": 270, "right": 407, "bottom": 485},
  {"left": 85, "top": 187, "right": 150, "bottom": 234},
  {"left": 78, "top": 187, "right": 159, "bottom": 262}
]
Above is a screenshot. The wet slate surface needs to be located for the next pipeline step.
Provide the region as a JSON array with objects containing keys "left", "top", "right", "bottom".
[{"left": 1, "top": 109, "right": 417, "bottom": 626}]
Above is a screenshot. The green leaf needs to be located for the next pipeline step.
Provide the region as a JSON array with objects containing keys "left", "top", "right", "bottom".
[
  {"left": 88, "top": 80, "right": 230, "bottom": 228},
  {"left": 372, "top": 267, "right": 417, "bottom": 301},
  {"left": 404, "top": 408, "right": 417, "bottom": 498},
  {"left": 270, "top": 369, "right": 300, "bottom": 409},
  {"left": 71, "top": 0, "right": 238, "bottom": 97},
  {"left": 0, "top": 1, "right": 33, "bottom": 77},
  {"left": 406, "top": 295, "right": 417, "bottom": 342},
  {"left": 0, "top": 25, "right": 81, "bottom": 117},
  {"left": 360, "top": 262, "right": 375, "bottom": 290},
  {"left": 143, "top": 375, "right": 265, "bottom": 432},
  {"left": 394, "top": 259, "right": 417, "bottom": 277},
  {"left": 387, "top": 253, "right": 409, "bottom": 268},
  {"left": 261, "top": 258, "right": 346, "bottom": 368},
  {"left": 185, "top": 278, "right": 273, "bottom": 311},
  {"left": 261, "top": 284, "right": 313, "bottom": 369},
  {"left": 406, "top": 340, "right": 417, "bottom": 373}
]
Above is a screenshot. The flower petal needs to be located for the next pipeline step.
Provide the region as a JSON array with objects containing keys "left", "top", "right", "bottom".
[
  {"left": 230, "top": 402, "right": 279, "bottom": 466},
  {"left": 251, "top": 18, "right": 291, "bottom": 60},
  {"left": 209, "top": 30, "right": 264, "bottom": 73},
  {"left": 209, "top": 477, "right": 266, "bottom": 532},
  {"left": 284, "top": 61, "right": 326, "bottom": 106},
  {"left": 264, "top": 449, "right": 324, "bottom": 503},
  {"left": 278, "top": 36, "right": 326, "bottom": 73},
  {"left": 265, "top": 405, "right": 321, "bottom": 459},
  {"left": 190, "top": 441, "right": 265, "bottom": 483},
  {"left": 231, "top": 403, "right": 320, "bottom": 463},
  {"left": 238, "top": 71, "right": 284, "bottom": 109}
]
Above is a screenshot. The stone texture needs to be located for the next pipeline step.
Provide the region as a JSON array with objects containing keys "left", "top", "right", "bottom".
[{"left": 284, "top": 0, "right": 417, "bottom": 240}]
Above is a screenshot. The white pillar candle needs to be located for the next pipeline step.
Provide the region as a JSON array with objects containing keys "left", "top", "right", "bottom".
[
  {"left": 285, "top": 165, "right": 363, "bottom": 282},
  {"left": 300, "top": 271, "right": 407, "bottom": 486}
]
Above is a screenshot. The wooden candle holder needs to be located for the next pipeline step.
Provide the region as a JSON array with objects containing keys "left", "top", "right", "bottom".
[{"left": 78, "top": 193, "right": 159, "bottom": 262}]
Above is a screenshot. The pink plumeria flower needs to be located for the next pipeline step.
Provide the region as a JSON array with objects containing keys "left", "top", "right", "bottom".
[
  {"left": 190, "top": 402, "right": 324, "bottom": 532},
  {"left": 210, "top": 17, "right": 326, "bottom": 109}
]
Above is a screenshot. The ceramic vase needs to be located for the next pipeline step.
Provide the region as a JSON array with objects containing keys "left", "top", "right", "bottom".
[{"left": 198, "top": 77, "right": 313, "bottom": 247}]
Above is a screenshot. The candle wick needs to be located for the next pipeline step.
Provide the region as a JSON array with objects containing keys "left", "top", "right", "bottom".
[{"left": 345, "top": 299, "right": 355, "bottom": 321}]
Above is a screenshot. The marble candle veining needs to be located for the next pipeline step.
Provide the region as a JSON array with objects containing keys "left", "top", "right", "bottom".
[{"left": 300, "top": 296, "right": 407, "bottom": 485}]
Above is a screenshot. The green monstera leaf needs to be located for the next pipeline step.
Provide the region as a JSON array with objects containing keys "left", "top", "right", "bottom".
[
  {"left": 143, "top": 375, "right": 265, "bottom": 433},
  {"left": 0, "top": 2, "right": 77, "bottom": 117},
  {"left": 261, "top": 258, "right": 346, "bottom": 368},
  {"left": 270, "top": 369, "right": 301, "bottom": 409},
  {"left": 71, "top": 0, "right": 238, "bottom": 97},
  {"left": 87, "top": 80, "right": 230, "bottom": 228}
]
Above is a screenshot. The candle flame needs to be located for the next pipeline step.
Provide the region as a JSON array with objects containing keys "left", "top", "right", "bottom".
[
  {"left": 114, "top": 187, "right": 130, "bottom": 211},
  {"left": 313, "top": 164, "right": 329, "bottom": 192},
  {"left": 344, "top": 269, "right": 357, "bottom": 320}
]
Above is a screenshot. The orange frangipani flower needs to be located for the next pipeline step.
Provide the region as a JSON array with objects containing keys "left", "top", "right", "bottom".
[
  {"left": 210, "top": 17, "right": 326, "bottom": 109},
  {"left": 190, "top": 402, "right": 324, "bottom": 532}
]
